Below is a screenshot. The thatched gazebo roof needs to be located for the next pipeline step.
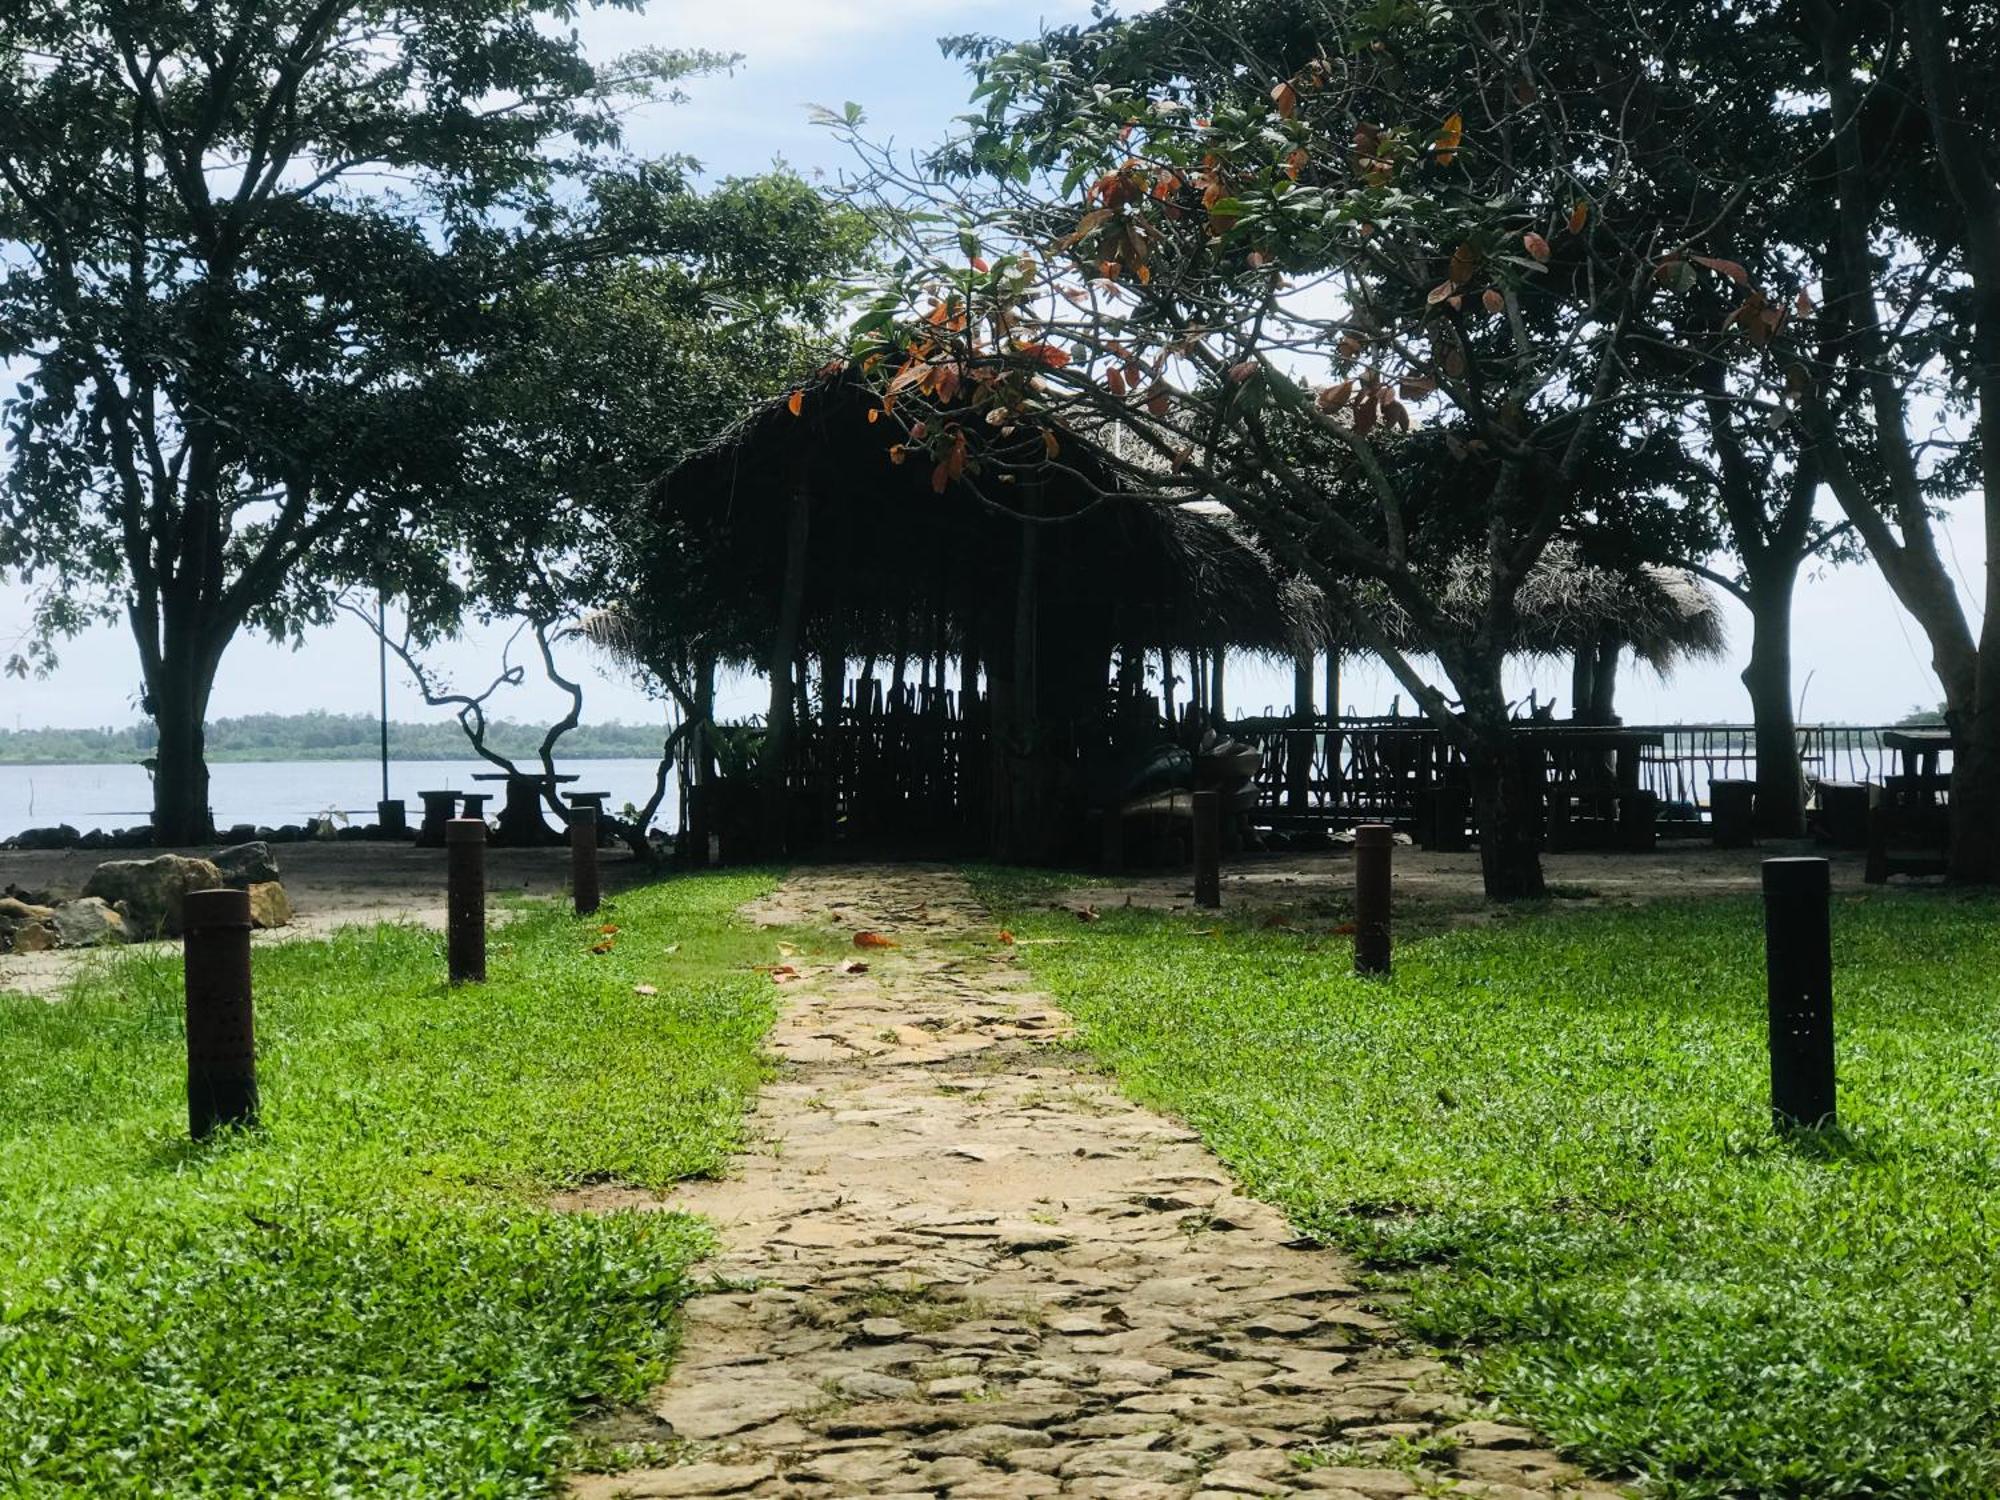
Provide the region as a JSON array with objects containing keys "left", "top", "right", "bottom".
[
  {"left": 1362, "top": 539, "right": 1728, "bottom": 670},
  {"left": 618, "top": 365, "right": 1317, "bottom": 692}
]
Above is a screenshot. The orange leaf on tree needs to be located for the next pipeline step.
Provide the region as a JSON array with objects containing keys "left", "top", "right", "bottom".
[
  {"left": 1692, "top": 255, "right": 1750, "bottom": 287},
  {"left": 1482, "top": 288, "right": 1506, "bottom": 314},
  {"left": 1566, "top": 200, "right": 1589, "bottom": 235},
  {"left": 786, "top": 389, "right": 804, "bottom": 417},
  {"left": 1271, "top": 81, "right": 1298, "bottom": 118},
  {"left": 1523, "top": 232, "right": 1551, "bottom": 263}
]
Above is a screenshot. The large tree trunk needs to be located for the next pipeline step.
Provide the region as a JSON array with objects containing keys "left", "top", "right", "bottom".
[
  {"left": 1951, "top": 635, "right": 2000, "bottom": 881},
  {"left": 143, "top": 624, "right": 222, "bottom": 847},
  {"left": 1456, "top": 657, "right": 1546, "bottom": 900},
  {"left": 1741, "top": 568, "right": 1808, "bottom": 838}
]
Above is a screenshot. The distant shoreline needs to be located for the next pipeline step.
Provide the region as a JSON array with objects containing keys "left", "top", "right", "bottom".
[{"left": 0, "top": 750, "right": 662, "bottom": 767}]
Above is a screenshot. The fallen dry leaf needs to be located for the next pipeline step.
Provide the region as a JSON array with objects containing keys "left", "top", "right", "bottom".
[
  {"left": 853, "top": 930, "right": 897, "bottom": 949},
  {"left": 599, "top": 923, "right": 619, "bottom": 935},
  {"left": 771, "top": 964, "right": 800, "bottom": 984},
  {"left": 633, "top": 983, "right": 658, "bottom": 996},
  {"left": 997, "top": 929, "right": 1016, "bottom": 945},
  {"left": 664, "top": 943, "right": 680, "bottom": 955},
  {"left": 1074, "top": 906, "right": 1101, "bottom": 923},
  {"left": 777, "top": 942, "right": 798, "bottom": 958},
  {"left": 1333, "top": 921, "right": 1358, "bottom": 935},
  {"left": 590, "top": 940, "right": 615, "bottom": 954},
  {"left": 838, "top": 959, "right": 869, "bottom": 975}
]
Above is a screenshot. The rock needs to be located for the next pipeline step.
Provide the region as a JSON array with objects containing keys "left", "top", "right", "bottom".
[
  {"left": 1057, "top": 1449, "right": 1200, "bottom": 1483},
  {"left": 222, "top": 824, "right": 259, "bottom": 844},
  {"left": 212, "top": 841, "right": 279, "bottom": 888},
  {"left": 246, "top": 881, "right": 292, "bottom": 930},
  {"left": 0, "top": 896, "right": 57, "bottom": 923},
  {"left": 1444, "top": 1419, "right": 1540, "bottom": 1450},
  {"left": 81, "top": 854, "right": 223, "bottom": 937},
  {"left": 3, "top": 918, "right": 58, "bottom": 953},
  {"left": 51, "top": 897, "right": 128, "bottom": 948},
  {"left": 109, "top": 825, "right": 155, "bottom": 849},
  {"left": 828, "top": 1369, "right": 918, "bottom": 1402},
  {"left": 610, "top": 1460, "right": 776, "bottom": 1497},
  {"left": 4, "top": 883, "right": 54, "bottom": 907},
  {"left": 9, "top": 824, "right": 78, "bottom": 851}
]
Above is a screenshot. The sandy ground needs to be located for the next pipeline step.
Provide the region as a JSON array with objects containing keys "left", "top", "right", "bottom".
[
  {"left": 0, "top": 840, "right": 655, "bottom": 998},
  {"left": 0, "top": 835, "right": 1897, "bottom": 1000},
  {"left": 1059, "top": 837, "right": 1890, "bottom": 936}
]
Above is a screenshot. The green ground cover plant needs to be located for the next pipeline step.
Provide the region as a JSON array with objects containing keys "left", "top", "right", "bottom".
[
  {"left": 0, "top": 872, "right": 786, "bottom": 1496},
  {"left": 972, "top": 871, "right": 2000, "bottom": 1498}
]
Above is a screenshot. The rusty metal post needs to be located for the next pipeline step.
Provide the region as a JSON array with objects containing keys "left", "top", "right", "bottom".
[
  {"left": 183, "top": 887, "right": 257, "bottom": 1140},
  {"left": 446, "top": 817, "right": 487, "bottom": 983},
  {"left": 1353, "top": 823, "right": 1393, "bottom": 976},
  {"left": 1764, "top": 856, "right": 1836, "bottom": 1130},
  {"left": 570, "top": 806, "right": 601, "bottom": 917},
  {"left": 1192, "top": 789, "right": 1221, "bottom": 908}
]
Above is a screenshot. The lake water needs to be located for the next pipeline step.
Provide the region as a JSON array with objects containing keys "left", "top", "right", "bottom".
[{"left": 0, "top": 758, "right": 678, "bottom": 837}]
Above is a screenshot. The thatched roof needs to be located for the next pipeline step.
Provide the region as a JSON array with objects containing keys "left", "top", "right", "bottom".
[
  {"left": 616, "top": 367, "right": 1317, "bottom": 691},
  {"left": 1362, "top": 539, "right": 1727, "bottom": 668}
]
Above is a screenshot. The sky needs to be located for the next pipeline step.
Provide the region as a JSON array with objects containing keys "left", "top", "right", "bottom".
[{"left": 0, "top": 0, "right": 1984, "bottom": 735}]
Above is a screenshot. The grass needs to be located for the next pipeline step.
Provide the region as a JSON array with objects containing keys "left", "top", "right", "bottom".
[
  {"left": 0, "top": 871, "right": 793, "bottom": 1497},
  {"left": 971, "top": 869, "right": 2000, "bottom": 1499}
]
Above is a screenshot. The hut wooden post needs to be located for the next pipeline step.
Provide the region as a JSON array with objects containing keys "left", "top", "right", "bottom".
[
  {"left": 1160, "top": 646, "right": 1175, "bottom": 723},
  {"left": 689, "top": 648, "right": 716, "bottom": 865},
  {"left": 1209, "top": 650, "right": 1227, "bottom": 723},
  {"left": 1324, "top": 649, "right": 1341, "bottom": 721},
  {"left": 764, "top": 476, "right": 812, "bottom": 853},
  {"left": 1288, "top": 653, "right": 1315, "bottom": 813}
]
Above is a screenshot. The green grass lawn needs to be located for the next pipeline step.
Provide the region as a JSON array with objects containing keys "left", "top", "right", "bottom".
[
  {"left": 0, "top": 872, "right": 786, "bottom": 1497},
  {"left": 972, "top": 871, "right": 2000, "bottom": 1499}
]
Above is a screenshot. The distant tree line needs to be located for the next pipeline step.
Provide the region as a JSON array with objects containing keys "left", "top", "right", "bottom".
[{"left": 0, "top": 714, "right": 669, "bottom": 766}]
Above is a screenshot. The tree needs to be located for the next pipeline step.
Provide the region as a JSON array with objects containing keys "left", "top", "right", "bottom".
[
  {"left": 1792, "top": 0, "right": 2000, "bottom": 878},
  {"left": 838, "top": 0, "right": 1749, "bottom": 898},
  {"left": 0, "top": 0, "right": 726, "bottom": 843},
  {"left": 381, "top": 173, "right": 871, "bottom": 851}
]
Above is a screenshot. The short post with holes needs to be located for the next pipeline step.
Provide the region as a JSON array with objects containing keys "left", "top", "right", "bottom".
[
  {"left": 446, "top": 817, "right": 487, "bottom": 984},
  {"left": 1353, "top": 823, "right": 1393, "bottom": 977},
  {"left": 570, "top": 805, "right": 601, "bottom": 917},
  {"left": 183, "top": 887, "right": 258, "bottom": 1140},
  {"left": 1192, "top": 789, "right": 1221, "bottom": 909},
  {"left": 1763, "top": 856, "right": 1836, "bottom": 1130}
]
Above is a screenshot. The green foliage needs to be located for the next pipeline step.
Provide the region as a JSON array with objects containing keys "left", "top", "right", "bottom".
[
  {"left": 974, "top": 874, "right": 2000, "bottom": 1498},
  {"left": 0, "top": 872, "right": 784, "bottom": 1495}
]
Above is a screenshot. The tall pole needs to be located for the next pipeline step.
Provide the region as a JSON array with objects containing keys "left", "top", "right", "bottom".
[
  {"left": 1353, "top": 823, "right": 1393, "bottom": 976},
  {"left": 377, "top": 588, "right": 390, "bottom": 804},
  {"left": 183, "top": 887, "right": 257, "bottom": 1140}
]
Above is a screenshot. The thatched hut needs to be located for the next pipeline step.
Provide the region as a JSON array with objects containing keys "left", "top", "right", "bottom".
[
  {"left": 626, "top": 367, "right": 1310, "bottom": 861},
  {"left": 1361, "top": 539, "right": 1728, "bottom": 721}
]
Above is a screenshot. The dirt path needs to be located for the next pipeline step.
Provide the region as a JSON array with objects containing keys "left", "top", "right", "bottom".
[{"left": 572, "top": 866, "right": 1623, "bottom": 1500}]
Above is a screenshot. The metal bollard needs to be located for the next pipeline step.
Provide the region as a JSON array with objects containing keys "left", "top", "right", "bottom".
[
  {"left": 570, "top": 806, "right": 601, "bottom": 917},
  {"left": 1763, "top": 856, "right": 1836, "bottom": 1129},
  {"left": 183, "top": 887, "right": 257, "bottom": 1140},
  {"left": 1192, "top": 789, "right": 1221, "bottom": 908},
  {"left": 446, "top": 817, "right": 487, "bottom": 984},
  {"left": 1353, "top": 823, "right": 1393, "bottom": 976}
]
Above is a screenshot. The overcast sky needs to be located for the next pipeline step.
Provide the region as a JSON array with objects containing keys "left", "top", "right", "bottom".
[{"left": 0, "top": 0, "right": 1983, "bottom": 733}]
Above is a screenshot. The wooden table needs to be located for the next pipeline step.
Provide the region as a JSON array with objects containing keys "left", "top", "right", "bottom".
[
  {"left": 472, "top": 772, "right": 579, "bottom": 846},
  {"left": 1520, "top": 727, "right": 1666, "bottom": 851},
  {"left": 414, "top": 789, "right": 461, "bottom": 848},
  {"left": 1869, "top": 728, "right": 1952, "bottom": 881}
]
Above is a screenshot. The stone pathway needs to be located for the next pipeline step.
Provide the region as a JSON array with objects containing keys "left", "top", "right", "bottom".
[{"left": 570, "top": 866, "right": 1622, "bottom": 1500}]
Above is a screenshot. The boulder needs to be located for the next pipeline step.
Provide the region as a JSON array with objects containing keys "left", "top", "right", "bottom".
[
  {"left": 81, "top": 854, "right": 223, "bottom": 937},
  {"left": 6, "top": 919, "right": 58, "bottom": 953},
  {"left": 9, "top": 824, "right": 78, "bottom": 851},
  {"left": 222, "top": 823, "right": 259, "bottom": 844},
  {"left": 212, "top": 841, "right": 280, "bottom": 889},
  {"left": 246, "top": 881, "right": 292, "bottom": 930},
  {"left": 51, "top": 897, "right": 128, "bottom": 949},
  {"left": 0, "top": 895, "right": 56, "bottom": 924}
]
